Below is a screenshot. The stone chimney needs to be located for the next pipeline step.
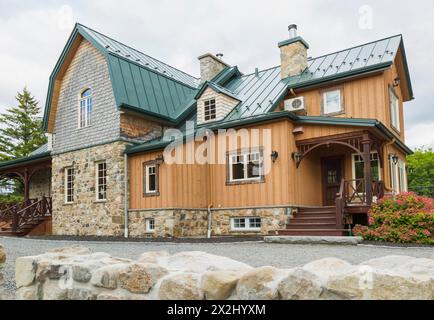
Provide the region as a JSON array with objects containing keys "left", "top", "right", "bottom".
[
  {"left": 198, "top": 53, "right": 229, "bottom": 83},
  {"left": 278, "top": 24, "right": 309, "bottom": 79}
]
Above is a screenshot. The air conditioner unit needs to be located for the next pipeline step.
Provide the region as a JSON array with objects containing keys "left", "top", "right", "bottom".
[{"left": 284, "top": 97, "right": 305, "bottom": 112}]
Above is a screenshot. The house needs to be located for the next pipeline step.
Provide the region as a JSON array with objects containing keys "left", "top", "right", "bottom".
[{"left": 0, "top": 23, "right": 413, "bottom": 237}]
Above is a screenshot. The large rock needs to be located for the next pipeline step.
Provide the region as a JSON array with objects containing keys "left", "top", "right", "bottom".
[
  {"left": 202, "top": 270, "right": 247, "bottom": 300},
  {"left": 0, "top": 244, "right": 5, "bottom": 264},
  {"left": 16, "top": 256, "right": 39, "bottom": 288},
  {"left": 90, "top": 263, "right": 130, "bottom": 289},
  {"left": 159, "top": 273, "right": 204, "bottom": 300},
  {"left": 47, "top": 245, "right": 92, "bottom": 256},
  {"left": 118, "top": 263, "right": 168, "bottom": 294},
  {"left": 302, "top": 257, "right": 353, "bottom": 285},
  {"left": 278, "top": 269, "right": 323, "bottom": 300},
  {"left": 138, "top": 251, "right": 170, "bottom": 264},
  {"left": 236, "top": 267, "right": 288, "bottom": 300},
  {"left": 166, "top": 251, "right": 252, "bottom": 273},
  {"left": 362, "top": 255, "right": 434, "bottom": 277}
]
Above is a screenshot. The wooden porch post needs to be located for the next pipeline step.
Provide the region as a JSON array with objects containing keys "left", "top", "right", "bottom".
[{"left": 362, "top": 134, "right": 373, "bottom": 206}]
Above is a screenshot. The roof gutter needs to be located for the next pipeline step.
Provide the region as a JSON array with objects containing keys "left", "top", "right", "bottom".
[{"left": 0, "top": 152, "right": 51, "bottom": 171}]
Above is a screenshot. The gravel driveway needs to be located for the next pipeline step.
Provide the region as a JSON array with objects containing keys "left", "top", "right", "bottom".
[{"left": 1, "top": 237, "right": 433, "bottom": 297}]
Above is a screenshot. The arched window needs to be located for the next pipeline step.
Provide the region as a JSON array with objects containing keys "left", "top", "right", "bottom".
[{"left": 79, "top": 89, "right": 92, "bottom": 128}]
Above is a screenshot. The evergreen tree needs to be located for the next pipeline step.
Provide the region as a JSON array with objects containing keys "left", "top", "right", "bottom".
[{"left": 0, "top": 87, "right": 47, "bottom": 161}]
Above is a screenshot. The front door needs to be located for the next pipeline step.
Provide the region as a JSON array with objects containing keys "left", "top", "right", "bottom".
[{"left": 321, "top": 156, "right": 344, "bottom": 206}]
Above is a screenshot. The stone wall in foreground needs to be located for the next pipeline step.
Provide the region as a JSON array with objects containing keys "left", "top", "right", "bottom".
[{"left": 15, "top": 245, "right": 434, "bottom": 300}]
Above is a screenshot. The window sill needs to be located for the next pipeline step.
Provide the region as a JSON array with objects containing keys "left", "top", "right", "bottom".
[
  {"left": 226, "top": 178, "right": 265, "bottom": 186},
  {"left": 94, "top": 200, "right": 107, "bottom": 204},
  {"left": 321, "top": 110, "right": 345, "bottom": 117},
  {"left": 390, "top": 125, "right": 401, "bottom": 135},
  {"left": 230, "top": 229, "right": 261, "bottom": 233},
  {"left": 63, "top": 203, "right": 74, "bottom": 206},
  {"left": 143, "top": 192, "right": 160, "bottom": 198}
]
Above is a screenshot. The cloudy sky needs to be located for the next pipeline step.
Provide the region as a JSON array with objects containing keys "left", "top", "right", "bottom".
[{"left": 0, "top": 0, "right": 433, "bottom": 149}]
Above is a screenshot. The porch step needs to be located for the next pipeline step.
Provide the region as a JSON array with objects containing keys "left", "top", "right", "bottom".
[
  {"left": 298, "top": 206, "right": 336, "bottom": 212},
  {"left": 285, "top": 223, "right": 337, "bottom": 230},
  {"left": 294, "top": 213, "right": 336, "bottom": 219},
  {"left": 290, "top": 217, "right": 336, "bottom": 224},
  {"left": 277, "top": 229, "right": 349, "bottom": 237}
]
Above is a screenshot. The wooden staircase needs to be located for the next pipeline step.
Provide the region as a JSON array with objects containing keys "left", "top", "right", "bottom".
[
  {"left": 0, "top": 197, "right": 52, "bottom": 237},
  {"left": 277, "top": 206, "right": 349, "bottom": 236}
]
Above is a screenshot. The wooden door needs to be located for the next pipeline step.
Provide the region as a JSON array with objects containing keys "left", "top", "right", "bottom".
[{"left": 321, "top": 156, "right": 344, "bottom": 206}]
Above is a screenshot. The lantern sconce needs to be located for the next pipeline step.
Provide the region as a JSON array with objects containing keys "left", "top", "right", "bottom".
[
  {"left": 393, "top": 76, "right": 401, "bottom": 87},
  {"left": 391, "top": 154, "right": 399, "bottom": 165},
  {"left": 271, "top": 151, "right": 279, "bottom": 163},
  {"left": 292, "top": 152, "right": 303, "bottom": 167},
  {"left": 155, "top": 154, "right": 164, "bottom": 164}
]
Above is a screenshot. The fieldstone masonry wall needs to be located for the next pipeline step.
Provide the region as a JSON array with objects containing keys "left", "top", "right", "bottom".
[
  {"left": 29, "top": 170, "right": 51, "bottom": 199},
  {"left": 15, "top": 245, "right": 434, "bottom": 300},
  {"left": 52, "top": 142, "right": 127, "bottom": 236},
  {"left": 128, "top": 208, "right": 289, "bottom": 238}
]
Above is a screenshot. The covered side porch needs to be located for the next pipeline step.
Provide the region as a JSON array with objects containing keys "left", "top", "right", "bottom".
[
  {"left": 280, "top": 130, "right": 389, "bottom": 236},
  {"left": 0, "top": 152, "right": 52, "bottom": 236}
]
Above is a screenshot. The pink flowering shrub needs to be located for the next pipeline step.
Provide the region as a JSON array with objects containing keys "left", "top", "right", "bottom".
[{"left": 353, "top": 193, "right": 434, "bottom": 244}]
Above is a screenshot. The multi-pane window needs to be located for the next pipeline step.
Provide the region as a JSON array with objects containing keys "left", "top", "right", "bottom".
[
  {"left": 65, "top": 167, "right": 74, "bottom": 203},
  {"left": 389, "top": 87, "right": 400, "bottom": 132},
  {"left": 389, "top": 156, "right": 407, "bottom": 193},
  {"left": 323, "top": 89, "right": 343, "bottom": 115},
  {"left": 231, "top": 217, "right": 261, "bottom": 231},
  {"left": 79, "top": 89, "right": 92, "bottom": 128},
  {"left": 229, "top": 150, "right": 262, "bottom": 182},
  {"left": 353, "top": 152, "right": 381, "bottom": 181},
  {"left": 144, "top": 163, "right": 159, "bottom": 195},
  {"left": 146, "top": 218, "right": 155, "bottom": 233},
  {"left": 204, "top": 99, "right": 216, "bottom": 121},
  {"left": 96, "top": 162, "right": 107, "bottom": 201}
]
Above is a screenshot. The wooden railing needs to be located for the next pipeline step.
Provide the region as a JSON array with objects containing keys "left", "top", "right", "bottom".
[
  {"left": 336, "top": 179, "right": 385, "bottom": 228},
  {"left": 11, "top": 197, "right": 52, "bottom": 233},
  {"left": 0, "top": 200, "right": 34, "bottom": 223}
]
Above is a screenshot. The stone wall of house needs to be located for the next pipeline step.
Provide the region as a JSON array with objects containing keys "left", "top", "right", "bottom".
[
  {"left": 52, "top": 142, "right": 127, "bottom": 236},
  {"left": 211, "top": 208, "right": 290, "bottom": 236},
  {"left": 128, "top": 210, "right": 208, "bottom": 238},
  {"left": 128, "top": 207, "right": 289, "bottom": 238},
  {"left": 53, "top": 39, "right": 120, "bottom": 154},
  {"left": 120, "top": 113, "right": 164, "bottom": 142},
  {"left": 29, "top": 170, "right": 51, "bottom": 199}
]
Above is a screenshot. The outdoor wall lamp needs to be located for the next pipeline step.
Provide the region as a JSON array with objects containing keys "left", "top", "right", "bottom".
[
  {"left": 155, "top": 154, "right": 164, "bottom": 164},
  {"left": 292, "top": 152, "right": 302, "bottom": 164},
  {"left": 393, "top": 76, "right": 401, "bottom": 87},
  {"left": 271, "top": 151, "right": 279, "bottom": 163},
  {"left": 391, "top": 154, "right": 399, "bottom": 165}
]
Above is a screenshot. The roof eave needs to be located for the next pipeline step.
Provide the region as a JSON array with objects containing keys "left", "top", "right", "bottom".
[{"left": 0, "top": 152, "right": 51, "bottom": 171}]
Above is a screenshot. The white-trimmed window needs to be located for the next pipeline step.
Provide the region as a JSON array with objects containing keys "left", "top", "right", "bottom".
[
  {"left": 204, "top": 99, "right": 216, "bottom": 121},
  {"left": 146, "top": 218, "right": 155, "bottom": 233},
  {"left": 231, "top": 217, "right": 261, "bottom": 231},
  {"left": 228, "top": 149, "right": 263, "bottom": 183},
  {"left": 352, "top": 152, "right": 381, "bottom": 181},
  {"left": 389, "top": 155, "right": 407, "bottom": 193},
  {"left": 322, "top": 89, "right": 343, "bottom": 115},
  {"left": 96, "top": 161, "right": 107, "bottom": 201},
  {"left": 389, "top": 87, "right": 400, "bottom": 132},
  {"left": 64, "top": 167, "right": 74, "bottom": 204},
  {"left": 79, "top": 89, "right": 92, "bottom": 128},
  {"left": 144, "top": 163, "right": 159, "bottom": 195}
]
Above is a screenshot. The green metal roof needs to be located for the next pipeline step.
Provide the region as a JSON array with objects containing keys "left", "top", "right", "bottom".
[
  {"left": 29, "top": 143, "right": 49, "bottom": 156},
  {"left": 0, "top": 152, "right": 51, "bottom": 171},
  {"left": 194, "top": 81, "right": 240, "bottom": 101},
  {"left": 43, "top": 23, "right": 200, "bottom": 130}
]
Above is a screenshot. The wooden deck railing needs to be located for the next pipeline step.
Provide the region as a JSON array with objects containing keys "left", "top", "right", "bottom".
[
  {"left": 11, "top": 197, "right": 52, "bottom": 233},
  {"left": 336, "top": 179, "right": 385, "bottom": 228}
]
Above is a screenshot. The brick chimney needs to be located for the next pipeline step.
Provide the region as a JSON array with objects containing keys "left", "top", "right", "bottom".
[
  {"left": 198, "top": 53, "right": 229, "bottom": 83},
  {"left": 278, "top": 24, "right": 309, "bottom": 79}
]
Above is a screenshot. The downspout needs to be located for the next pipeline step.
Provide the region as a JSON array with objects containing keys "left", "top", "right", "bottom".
[
  {"left": 124, "top": 153, "right": 129, "bottom": 238},
  {"left": 207, "top": 204, "right": 213, "bottom": 239}
]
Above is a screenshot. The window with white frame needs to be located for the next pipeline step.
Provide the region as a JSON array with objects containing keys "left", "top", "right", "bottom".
[
  {"left": 352, "top": 152, "right": 381, "bottom": 181},
  {"left": 322, "top": 89, "right": 343, "bottom": 115},
  {"left": 389, "top": 155, "right": 407, "bottom": 193},
  {"left": 79, "top": 89, "right": 92, "bottom": 128},
  {"left": 204, "top": 99, "right": 216, "bottom": 121},
  {"left": 144, "top": 163, "right": 159, "bottom": 195},
  {"left": 146, "top": 218, "right": 155, "bottom": 233},
  {"left": 231, "top": 217, "right": 261, "bottom": 231},
  {"left": 64, "top": 167, "right": 74, "bottom": 203},
  {"left": 96, "top": 161, "right": 107, "bottom": 201},
  {"left": 228, "top": 149, "right": 263, "bottom": 183},
  {"left": 389, "top": 87, "right": 400, "bottom": 132}
]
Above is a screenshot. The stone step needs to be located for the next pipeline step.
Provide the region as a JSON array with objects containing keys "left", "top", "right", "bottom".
[
  {"left": 277, "top": 229, "right": 348, "bottom": 237},
  {"left": 265, "top": 236, "right": 362, "bottom": 245}
]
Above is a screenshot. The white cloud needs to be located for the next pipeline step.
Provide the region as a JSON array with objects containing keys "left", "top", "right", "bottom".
[{"left": 406, "top": 123, "right": 434, "bottom": 150}]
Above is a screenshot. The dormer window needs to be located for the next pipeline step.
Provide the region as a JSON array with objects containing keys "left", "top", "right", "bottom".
[
  {"left": 204, "top": 99, "right": 216, "bottom": 121},
  {"left": 79, "top": 89, "right": 92, "bottom": 128}
]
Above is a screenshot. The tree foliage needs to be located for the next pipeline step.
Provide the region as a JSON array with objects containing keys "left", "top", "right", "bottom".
[
  {"left": 406, "top": 148, "right": 434, "bottom": 197},
  {"left": 0, "top": 87, "right": 47, "bottom": 161}
]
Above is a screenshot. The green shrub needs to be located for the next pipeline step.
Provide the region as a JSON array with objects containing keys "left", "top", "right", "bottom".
[
  {"left": 0, "top": 194, "right": 23, "bottom": 206},
  {"left": 353, "top": 192, "right": 434, "bottom": 245}
]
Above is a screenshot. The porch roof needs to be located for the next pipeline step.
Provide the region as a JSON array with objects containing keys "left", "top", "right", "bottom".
[{"left": 0, "top": 151, "right": 51, "bottom": 172}]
